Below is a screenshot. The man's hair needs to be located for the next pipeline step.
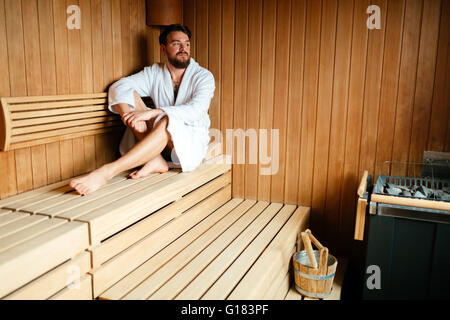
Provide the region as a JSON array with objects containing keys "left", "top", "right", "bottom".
[{"left": 159, "top": 24, "right": 192, "bottom": 46}]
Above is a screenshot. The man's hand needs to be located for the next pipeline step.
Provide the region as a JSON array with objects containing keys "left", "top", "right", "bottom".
[{"left": 122, "top": 109, "right": 163, "bottom": 125}]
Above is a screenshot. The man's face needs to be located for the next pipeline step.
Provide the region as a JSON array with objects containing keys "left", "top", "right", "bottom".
[{"left": 163, "top": 31, "right": 191, "bottom": 69}]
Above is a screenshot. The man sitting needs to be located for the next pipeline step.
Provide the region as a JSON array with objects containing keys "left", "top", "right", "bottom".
[{"left": 70, "top": 24, "right": 215, "bottom": 195}]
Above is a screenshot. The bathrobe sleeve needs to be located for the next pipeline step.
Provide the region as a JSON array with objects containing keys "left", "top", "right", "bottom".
[
  {"left": 158, "top": 71, "right": 215, "bottom": 127},
  {"left": 107, "top": 67, "right": 153, "bottom": 114}
]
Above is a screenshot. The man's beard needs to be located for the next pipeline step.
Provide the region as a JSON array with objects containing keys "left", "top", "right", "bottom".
[{"left": 168, "top": 52, "right": 190, "bottom": 69}]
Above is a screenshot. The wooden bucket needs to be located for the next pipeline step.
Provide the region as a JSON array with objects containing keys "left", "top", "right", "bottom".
[{"left": 292, "top": 230, "right": 338, "bottom": 299}]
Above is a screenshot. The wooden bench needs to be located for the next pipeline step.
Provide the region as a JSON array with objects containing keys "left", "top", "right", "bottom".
[
  {"left": 0, "top": 151, "right": 230, "bottom": 299},
  {"left": 0, "top": 93, "right": 321, "bottom": 300},
  {"left": 97, "top": 201, "right": 310, "bottom": 300}
]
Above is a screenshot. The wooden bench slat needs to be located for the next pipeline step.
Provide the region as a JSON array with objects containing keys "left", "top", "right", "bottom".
[
  {"left": 4, "top": 251, "right": 91, "bottom": 300},
  {"left": 176, "top": 202, "right": 284, "bottom": 300},
  {"left": 9, "top": 127, "right": 123, "bottom": 150},
  {"left": 92, "top": 186, "right": 232, "bottom": 298},
  {"left": 266, "top": 268, "right": 292, "bottom": 300},
  {"left": 99, "top": 197, "right": 242, "bottom": 300},
  {"left": 118, "top": 199, "right": 256, "bottom": 300},
  {"left": 0, "top": 218, "right": 67, "bottom": 254},
  {"left": 19, "top": 191, "right": 80, "bottom": 214},
  {"left": 263, "top": 248, "right": 295, "bottom": 299},
  {"left": 3, "top": 185, "right": 74, "bottom": 211},
  {"left": 0, "top": 214, "right": 48, "bottom": 240},
  {"left": 227, "top": 206, "right": 310, "bottom": 300},
  {"left": 49, "top": 274, "right": 93, "bottom": 300},
  {"left": 0, "top": 212, "right": 30, "bottom": 227},
  {"left": 59, "top": 171, "right": 178, "bottom": 222},
  {"left": 0, "top": 221, "right": 89, "bottom": 297},
  {"left": 11, "top": 121, "right": 122, "bottom": 144},
  {"left": 0, "top": 178, "right": 75, "bottom": 208},
  {"left": 22, "top": 170, "right": 133, "bottom": 214},
  {"left": 78, "top": 156, "right": 227, "bottom": 223},
  {"left": 4, "top": 93, "right": 107, "bottom": 104},
  {"left": 79, "top": 156, "right": 230, "bottom": 245},
  {"left": 0, "top": 209, "right": 12, "bottom": 217},
  {"left": 1, "top": 93, "right": 119, "bottom": 151},
  {"left": 13, "top": 110, "right": 111, "bottom": 127},
  {"left": 148, "top": 201, "right": 269, "bottom": 300},
  {"left": 91, "top": 172, "right": 231, "bottom": 268},
  {"left": 11, "top": 105, "right": 108, "bottom": 120},
  {"left": 38, "top": 171, "right": 134, "bottom": 217},
  {"left": 9, "top": 98, "right": 107, "bottom": 112},
  {"left": 12, "top": 116, "right": 118, "bottom": 135},
  {"left": 201, "top": 204, "right": 297, "bottom": 300}
]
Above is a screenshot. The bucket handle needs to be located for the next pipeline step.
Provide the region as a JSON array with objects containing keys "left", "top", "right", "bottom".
[
  {"left": 306, "top": 229, "right": 324, "bottom": 251},
  {"left": 301, "top": 231, "right": 317, "bottom": 268},
  {"left": 319, "top": 247, "right": 329, "bottom": 276},
  {"left": 301, "top": 229, "right": 328, "bottom": 274}
]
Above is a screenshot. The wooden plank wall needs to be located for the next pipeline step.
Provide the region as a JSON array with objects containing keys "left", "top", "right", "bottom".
[
  {"left": 184, "top": 0, "right": 450, "bottom": 255},
  {"left": 0, "top": 0, "right": 158, "bottom": 199}
]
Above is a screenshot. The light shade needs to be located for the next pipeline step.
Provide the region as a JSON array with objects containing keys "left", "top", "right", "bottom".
[{"left": 146, "top": 0, "right": 182, "bottom": 26}]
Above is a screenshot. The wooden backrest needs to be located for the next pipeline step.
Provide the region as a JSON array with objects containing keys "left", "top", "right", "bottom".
[{"left": 0, "top": 93, "right": 122, "bottom": 151}]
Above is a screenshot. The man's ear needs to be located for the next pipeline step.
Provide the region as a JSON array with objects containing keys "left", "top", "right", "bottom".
[{"left": 160, "top": 44, "right": 166, "bottom": 56}]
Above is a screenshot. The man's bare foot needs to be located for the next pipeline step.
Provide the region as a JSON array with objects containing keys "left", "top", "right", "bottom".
[
  {"left": 129, "top": 155, "right": 169, "bottom": 179},
  {"left": 70, "top": 165, "right": 114, "bottom": 195}
]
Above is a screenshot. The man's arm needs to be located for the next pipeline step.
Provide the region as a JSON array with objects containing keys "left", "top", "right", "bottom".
[{"left": 108, "top": 68, "right": 153, "bottom": 140}]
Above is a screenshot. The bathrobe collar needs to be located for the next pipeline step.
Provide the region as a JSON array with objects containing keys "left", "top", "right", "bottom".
[{"left": 163, "top": 58, "right": 197, "bottom": 105}]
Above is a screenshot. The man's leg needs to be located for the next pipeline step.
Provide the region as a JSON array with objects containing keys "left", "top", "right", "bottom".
[
  {"left": 70, "top": 116, "right": 172, "bottom": 195},
  {"left": 128, "top": 91, "right": 171, "bottom": 179}
]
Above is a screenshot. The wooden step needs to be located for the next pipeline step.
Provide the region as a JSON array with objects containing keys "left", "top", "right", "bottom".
[
  {"left": 90, "top": 171, "right": 231, "bottom": 268},
  {"left": 4, "top": 251, "right": 91, "bottom": 300},
  {"left": 98, "top": 202, "right": 310, "bottom": 300},
  {"left": 0, "top": 218, "right": 89, "bottom": 297},
  {"left": 227, "top": 206, "right": 310, "bottom": 300},
  {"left": 92, "top": 184, "right": 232, "bottom": 297}
]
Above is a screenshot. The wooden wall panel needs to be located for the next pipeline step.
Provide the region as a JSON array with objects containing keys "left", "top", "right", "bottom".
[
  {"left": 220, "top": 0, "right": 234, "bottom": 151},
  {"left": 184, "top": 0, "right": 450, "bottom": 255},
  {"left": 323, "top": 0, "right": 354, "bottom": 251},
  {"left": 374, "top": 0, "right": 405, "bottom": 178},
  {"left": 0, "top": 0, "right": 151, "bottom": 199},
  {"left": 207, "top": 0, "right": 221, "bottom": 134},
  {"left": 232, "top": 0, "right": 248, "bottom": 198},
  {"left": 270, "top": 0, "right": 291, "bottom": 203},
  {"left": 245, "top": 0, "right": 262, "bottom": 200},
  {"left": 407, "top": 0, "right": 441, "bottom": 176},
  {"left": 311, "top": 0, "right": 337, "bottom": 241},
  {"left": 428, "top": 0, "right": 450, "bottom": 152},
  {"left": 391, "top": 0, "right": 422, "bottom": 177},
  {"left": 340, "top": 0, "right": 369, "bottom": 253},
  {"left": 298, "top": 0, "right": 321, "bottom": 206},
  {"left": 257, "top": 0, "right": 276, "bottom": 201}
]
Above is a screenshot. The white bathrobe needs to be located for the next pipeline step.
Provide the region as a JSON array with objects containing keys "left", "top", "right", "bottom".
[{"left": 108, "top": 58, "right": 215, "bottom": 172}]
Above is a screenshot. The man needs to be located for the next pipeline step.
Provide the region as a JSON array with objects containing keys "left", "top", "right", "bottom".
[{"left": 70, "top": 24, "right": 215, "bottom": 195}]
